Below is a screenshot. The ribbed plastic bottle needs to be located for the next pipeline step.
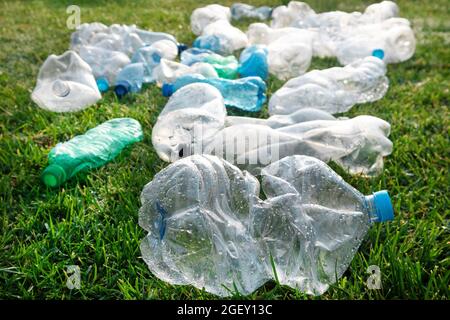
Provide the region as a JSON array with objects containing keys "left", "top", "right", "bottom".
[
  {"left": 161, "top": 74, "right": 266, "bottom": 112},
  {"left": 41, "top": 118, "right": 143, "bottom": 187}
]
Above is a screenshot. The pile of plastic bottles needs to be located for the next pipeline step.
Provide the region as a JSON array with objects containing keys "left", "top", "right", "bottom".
[{"left": 32, "top": 1, "right": 416, "bottom": 297}]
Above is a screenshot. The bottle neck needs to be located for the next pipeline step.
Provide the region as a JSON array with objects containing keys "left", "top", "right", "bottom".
[{"left": 364, "top": 194, "right": 379, "bottom": 223}]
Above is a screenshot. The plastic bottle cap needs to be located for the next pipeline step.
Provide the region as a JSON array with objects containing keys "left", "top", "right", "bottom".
[
  {"left": 96, "top": 78, "right": 109, "bottom": 92},
  {"left": 161, "top": 83, "right": 173, "bottom": 97},
  {"left": 151, "top": 52, "right": 161, "bottom": 63},
  {"left": 114, "top": 81, "right": 131, "bottom": 98},
  {"left": 42, "top": 164, "right": 67, "bottom": 187},
  {"left": 177, "top": 43, "right": 188, "bottom": 55},
  {"left": 372, "top": 49, "right": 385, "bottom": 60},
  {"left": 52, "top": 80, "right": 70, "bottom": 97},
  {"left": 373, "top": 190, "right": 394, "bottom": 222}
]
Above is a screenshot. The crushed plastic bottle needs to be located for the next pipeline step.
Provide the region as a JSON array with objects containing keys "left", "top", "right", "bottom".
[
  {"left": 270, "top": 1, "right": 399, "bottom": 29},
  {"left": 70, "top": 23, "right": 181, "bottom": 57},
  {"left": 31, "top": 50, "right": 101, "bottom": 112},
  {"left": 247, "top": 23, "right": 331, "bottom": 58},
  {"left": 269, "top": 1, "right": 415, "bottom": 64},
  {"left": 114, "top": 62, "right": 153, "bottom": 97},
  {"left": 139, "top": 154, "right": 394, "bottom": 297},
  {"left": 152, "top": 59, "right": 218, "bottom": 85},
  {"left": 152, "top": 83, "right": 392, "bottom": 175},
  {"left": 238, "top": 45, "right": 269, "bottom": 80},
  {"left": 190, "top": 4, "right": 231, "bottom": 36},
  {"left": 334, "top": 18, "right": 416, "bottom": 65},
  {"left": 161, "top": 74, "right": 266, "bottom": 112},
  {"left": 181, "top": 48, "right": 239, "bottom": 79},
  {"left": 41, "top": 118, "right": 143, "bottom": 187},
  {"left": 269, "top": 56, "right": 388, "bottom": 115},
  {"left": 231, "top": 3, "right": 272, "bottom": 20},
  {"left": 131, "top": 40, "right": 179, "bottom": 67},
  {"left": 79, "top": 45, "right": 131, "bottom": 92},
  {"left": 194, "top": 20, "right": 248, "bottom": 55},
  {"left": 270, "top": 1, "right": 316, "bottom": 29}
]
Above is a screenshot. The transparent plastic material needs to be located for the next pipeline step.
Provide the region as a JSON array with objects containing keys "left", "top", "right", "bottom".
[
  {"left": 70, "top": 23, "right": 178, "bottom": 57},
  {"left": 31, "top": 50, "right": 101, "bottom": 112},
  {"left": 152, "top": 83, "right": 392, "bottom": 176},
  {"left": 114, "top": 62, "right": 152, "bottom": 97},
  {"left": 231, "top": 3, "right": 272, "bottom": 20},
  {"left": 194, "top": 20, "right": 248, "bottom": 55},
  {"left": 152, "top": 59, "right": 218, "bottom": 85},
  {"left": 131, "top": 40, "right": 178, "bottom": 67},
  {"left": 181, "top": 48, "right": 239, "bottom": 79},
  {"left": 269, "top": 1, "right": 415, "bottom": 64},
  {"left": 271, "top": 1, "right": 399, "bottom": 29},
  {"left": 334, "top": 18, "right": 416, "bottom": 65},
  {"left": 190, "top": 4, "right": 231, "bottom": 36},
  {"left": 269, "top": 56, "right": 388, "bottom": 115},
  {"left": 238, "top": 45, "right": 269, "bottom": 80},
  {"left": 139, "top": 154, "right": 394, "bottom": 297},
  {"left": 79, "top": 45, "right": 131, "bottom": 92},
  {"left": 41, "top": 118, "right": 143, "bottom": 187},
  {"left": 161, "top": 74, "right": 266, "bottom": 112}
]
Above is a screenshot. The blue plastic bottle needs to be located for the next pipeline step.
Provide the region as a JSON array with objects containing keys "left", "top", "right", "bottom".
[
  {"left": 162, "top": 74, "right": 267, "bottom": 112},
  {"left": 238, "top": 45, "right": 269, "bottom": 80},
  {"left": 114, "top": 63, "right": 153, "bottom": 97}
]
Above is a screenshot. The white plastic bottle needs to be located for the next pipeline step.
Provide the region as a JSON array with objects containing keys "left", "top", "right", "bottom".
[
  {"left": 32, "top": 50, "right": 101, "bottom": 112},
  {"left": 269, "top": 56, "right": 388, "bottom": 115},
  {"left": 190, "top": 4, "right": 231, "bottom": 36}
]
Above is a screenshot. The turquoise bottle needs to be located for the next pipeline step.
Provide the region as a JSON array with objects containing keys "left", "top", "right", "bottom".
[{"left": 41, "top": 118, "right": 143, "bottom": 187}]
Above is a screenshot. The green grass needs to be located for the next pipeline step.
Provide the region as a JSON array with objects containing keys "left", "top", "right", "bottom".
[{"left": 0, "top": 0, "right": 449, "bottom": 299}]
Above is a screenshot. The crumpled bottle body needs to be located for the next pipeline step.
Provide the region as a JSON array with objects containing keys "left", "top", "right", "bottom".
[
  {"left": 139, "top": 154, "right": 384, "bottom": 296},
  {"left": 152, "top": 83, "right": 392, "bottom": 176},
  {"left": 269, "top": 56, "right": 388, "bottom": 115},
  {"left": 31, "top": 50, "right": 101, "bottom": 112}
]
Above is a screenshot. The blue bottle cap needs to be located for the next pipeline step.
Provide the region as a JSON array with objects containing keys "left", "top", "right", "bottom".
[
  {"left": 373, "top": 190, "right": 394, "bottom": 222},
  {"left": 151, "top": 52, "right": 161, "bottom": 63},
  {"left": 96, "top": 78, "right": 109, "bottom": 92},
  {"left": 177, "top": 43, "right": 188, "bottom": 55},
  {"left": 161, "top": 83, "right": 174, "bottom": 97},
  {"left": 372, "top": 49, "right": 385, "bottom": 60},
  {"left": 114, "top": 81, "right": 131, "bottom": 98}
]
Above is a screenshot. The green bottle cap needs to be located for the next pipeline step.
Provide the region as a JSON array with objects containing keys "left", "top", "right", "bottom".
[{"left": 42, "top": 164, "right": 67, "bottom": 187}]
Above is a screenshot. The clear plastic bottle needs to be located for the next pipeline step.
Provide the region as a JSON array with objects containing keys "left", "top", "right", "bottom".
[
  {"left": 161, "top": 74, "right": 266, "bottom": 112},
  {"left": 190, "top": 4, "right": 231, "bottom": 36},
  {"left": 139, "top": 154, "right": 394, "bottom": 297},
  {"left": 180, "top": 48, "right": 239, "bottom": 79},
  {"left": 231, "top": 3, "right": 272, "bottom": 20},
  {"left": 131, "top": 40, "right": 179, "bottom": 67},
  {"left": 78, "top": 45, "right": 131, "bottom": 92},
  {"left": 152, "top": 59, "right": 218, "bottom": 85},
  {"left": 41, "top": 118, "right": 143, "bottom": 187},
  {"left": 269, "top": 56, "right": 388, "bottom": 115},
  {"left": 31, "top": 50, "right": 101, "bottom": 112},
  {"left": 114, "top": 62, "right": 152, "bottom": 97},
  {"left": 194, "top": 20, "right": 248, "bottom": 55},
  {"left": 152, "top": 83, "right": 392, "bottom": 176}
]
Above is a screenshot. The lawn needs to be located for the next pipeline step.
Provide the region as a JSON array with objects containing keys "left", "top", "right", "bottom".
[{"left": 0, "top": 0, "right": 448, "bottom": 299}]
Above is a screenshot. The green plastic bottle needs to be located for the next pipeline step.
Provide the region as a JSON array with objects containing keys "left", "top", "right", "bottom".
[
  {"left": 41, "top": 118, "right": 143, "bottom": 187},
  {"left": 204, "top": 55, "right": 239, "bottom": 79}
]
